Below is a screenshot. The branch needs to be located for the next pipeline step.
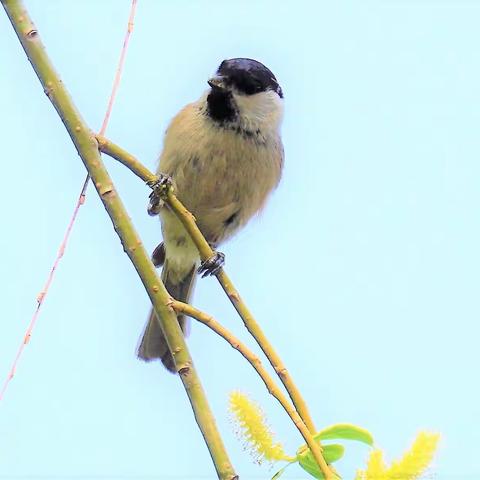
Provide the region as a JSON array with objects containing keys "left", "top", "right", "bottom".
[
  {"left": 173, "top": 301, "right": 334, "bottom": 480},
  {"left": 96, "top": 136, "right": 334, "bottom": 479},
  {"left": 1, "top": 2, "right": 237, "bottom": 479},
  {"left": 97, "top": 136, "right": 157, "bottom": 183},
  {"left": 97, "top": 137, "right": 318, "bottom": 432}
]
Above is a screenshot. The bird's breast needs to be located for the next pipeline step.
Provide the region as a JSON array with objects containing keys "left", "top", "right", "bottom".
[{"left": 159, "top": 105, "right": 283, "bottom": 244}]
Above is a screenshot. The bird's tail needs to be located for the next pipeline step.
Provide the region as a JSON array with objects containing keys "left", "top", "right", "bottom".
[{"left": 137, "top": 259, "right": 196, "bottom": 373}]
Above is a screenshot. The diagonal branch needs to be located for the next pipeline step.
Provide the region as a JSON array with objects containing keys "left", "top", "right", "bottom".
[
  {"left": 97, "top": 136, "right": 317, "bottom": 430},
  {"left": 97, "top": 136, "right": 316, "bottom": 422},
  {"left": 1, "top": 2, "right": 237, "bottom": 479},
  {"left": 172, "top": 300, "right": 334, "bottom": 478},
  {"left": 96, "top": 137, "right": 335, "bottom": 479}
]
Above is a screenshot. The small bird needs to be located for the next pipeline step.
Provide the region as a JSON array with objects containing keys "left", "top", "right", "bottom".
[{"left": 137, "top": 58, "right": 285, "bottom": 372}]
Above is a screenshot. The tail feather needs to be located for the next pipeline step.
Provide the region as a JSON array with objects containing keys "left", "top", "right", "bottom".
[{"left": 137, "top": 260, "right": 196, "bottom": 373}]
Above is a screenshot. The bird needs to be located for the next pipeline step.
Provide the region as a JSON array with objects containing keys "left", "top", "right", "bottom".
[{"left": 137, "top": 58, "right": 285, "bottom": 372}]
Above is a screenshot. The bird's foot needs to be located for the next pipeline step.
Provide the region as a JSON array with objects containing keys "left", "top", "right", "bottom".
[
  {"left": 147, "top": 174, "right": 173, "bottom": 216},
  {"left": 198, "top": 251, "right": 225, "bottom": 278}
]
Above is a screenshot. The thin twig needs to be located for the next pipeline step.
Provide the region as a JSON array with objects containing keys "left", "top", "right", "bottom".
[
  {"left": 97, "top": 136, "right": 156, "bottom": 183},
  {"left": 1, "top": 2, "right": 237, "bottom": 479},
  {"left": 98, "top": 0, "right": 138, "bottom": 136},
  {"left": 0, "top": 175, "right": 88, "bottom": 402},
  {"left": 96, "top": 137, "right": 333, "bottom": 477},
  {"left": 1, "top": 0, "right": 137, "bottom": 403},
  {"left": 173, "top": 300, "right": 335, "bottom": 480},
  {"left": 97, "top": 136, "right": 318, "bottom": 434}
]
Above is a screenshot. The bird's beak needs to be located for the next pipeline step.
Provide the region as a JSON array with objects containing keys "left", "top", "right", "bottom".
[{"left": 208, "top": 75, "right": 227, "bottom": 90}]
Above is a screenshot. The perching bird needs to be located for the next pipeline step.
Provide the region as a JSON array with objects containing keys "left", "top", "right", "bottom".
[{"left": 137, "top": 58, "right": 284, "bottom": 372}]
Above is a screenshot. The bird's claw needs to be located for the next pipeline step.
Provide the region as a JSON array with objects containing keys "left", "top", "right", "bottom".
[
  {"left": 198, "top": 251, "right": 225, "bottom": 278},
  {"left": 147, "top": 174, "right": 173, "bottom": 216}
]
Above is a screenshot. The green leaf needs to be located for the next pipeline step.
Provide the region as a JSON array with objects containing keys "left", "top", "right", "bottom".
[
  {"left": 314, "top": 423, "right": 374, "bottom": 446},
  {"left": 294, "top": 424, "right": 372, "bottom": 478},
  {"left": 297, "top": 444, "right": 345, "bottom": 479},
  {"left": 271, "top": 468, "right": 284, "bottom": 479},
  {"left": 271, "top": 462, "right": 292, "bottom": 479}
]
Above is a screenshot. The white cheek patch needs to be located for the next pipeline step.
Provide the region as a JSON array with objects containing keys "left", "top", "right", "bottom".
[{"left": 233, "top": 90, "right": 284, "bottom": 131}]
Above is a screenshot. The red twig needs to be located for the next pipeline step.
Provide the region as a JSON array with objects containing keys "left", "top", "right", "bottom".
[
  {"left": 99, "top": 0, "right": 138, "bottom": 136},
  {"left": 1, "top": 0, "right": 138, "bottom": 402},
  {"left": 0, "top": 176, "right": 88, "bottom": 401}
]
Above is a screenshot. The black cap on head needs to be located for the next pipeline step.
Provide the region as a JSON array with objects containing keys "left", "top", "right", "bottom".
[{"left": 216, "top": 58, "right": 283, "bottom": 98}]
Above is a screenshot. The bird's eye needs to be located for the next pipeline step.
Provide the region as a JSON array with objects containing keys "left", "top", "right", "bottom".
[{"left": 243, "top": 79, "right": 262, "bottom": 95}]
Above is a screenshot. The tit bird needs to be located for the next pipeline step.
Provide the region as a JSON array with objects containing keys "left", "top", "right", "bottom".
[{"left": 137, "top": 58, "right": 285, "bottom": 372}]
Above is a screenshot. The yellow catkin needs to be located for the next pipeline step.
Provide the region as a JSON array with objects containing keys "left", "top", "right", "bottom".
[
  {"left": 355, "top": 449, "right": 388, "bottom": 480},
  {"left": 356, "top": 431, "right": 440, "bottom": 480},
  {"left": 229, "top": 391, "right": 292, "bottom": 464},
  {"left": 386, "top": 431, "right": 440, "bottom": 479}
]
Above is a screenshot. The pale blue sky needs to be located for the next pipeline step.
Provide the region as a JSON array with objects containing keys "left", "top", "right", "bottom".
[{"left": 1, "top": 1, "right": 479, "bottom": 479}]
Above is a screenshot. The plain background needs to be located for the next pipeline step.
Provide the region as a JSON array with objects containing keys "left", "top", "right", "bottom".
[{"left": 1, "top": 1, "right": 479, "bottom": 479}]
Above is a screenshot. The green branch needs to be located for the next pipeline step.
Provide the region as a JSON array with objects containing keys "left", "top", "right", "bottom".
[
  {"left": 1, "top": 1, "right": 237, "bottom": 479},
  {"left": 95, "top": 137, "right": 335, "bottom": 479},
  {"left": 173, "top": 301, "right": 334, "bottom": 479},
  {"left": 97, "top": 136, "right": 317, "bottom": 432}
]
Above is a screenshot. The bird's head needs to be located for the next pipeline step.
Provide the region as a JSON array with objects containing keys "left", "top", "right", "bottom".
[{"left": 206, "top": 58, "right": 284, "bottom": 132}]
